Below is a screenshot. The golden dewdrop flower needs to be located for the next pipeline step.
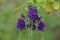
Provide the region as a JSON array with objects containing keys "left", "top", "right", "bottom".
[
  {"left": 53, "top": 1, "right": 59, "bottom": 10},
  {"left": 43, "top": 3, "right": 51, "bottom": 14}
]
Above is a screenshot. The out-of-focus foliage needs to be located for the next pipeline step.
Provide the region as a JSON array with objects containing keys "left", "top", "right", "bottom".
[
  {"left": 0, "top": 0, "right": 7, "bottom": 4},
  {"left": 48, "top": 0, "right": 54, "bottom": 3},
  {"left": 0, "top": 0, "right": 60, "bottom": 40}
]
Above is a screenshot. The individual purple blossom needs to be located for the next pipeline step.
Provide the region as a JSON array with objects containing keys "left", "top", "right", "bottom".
[
  {"left": 16, "top": 14, "right": 25, "bottom": 30},
  {"left": 37, "top": 21, "right": 45, "bottom": 31}
]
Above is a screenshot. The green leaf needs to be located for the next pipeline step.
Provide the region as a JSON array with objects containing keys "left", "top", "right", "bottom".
[{"left": 33, "top": 0, "right": 37, "bottom": 3}]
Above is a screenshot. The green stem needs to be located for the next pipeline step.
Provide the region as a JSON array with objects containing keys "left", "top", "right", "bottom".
[
  {"left": 30, "top": 30, "right": 33, "bottom": 40},
  {"left": 28, "top": 28, "right": 33, "bottom": 40},
  {"left": 18, "top": 31, "right": 22, "bottom": 40},
  {"left": 41, "top": 32, "right": 44, "bottom": 40}
]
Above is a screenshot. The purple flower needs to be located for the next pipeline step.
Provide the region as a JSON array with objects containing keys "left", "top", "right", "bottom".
[
  {"left": 16, "top": 14, "right": 25, "bottom": 30},
  {"left": 16, "top": 5, "right": 46, "bottom": 31},
  {"left": 37, "top": 21, "right": 45, "bottom": 31},
  {"left": 28, "top": 5, "right": 38, "bottom": 29},
  {"left": 28, "top": 5, "right": 38, "bottom": 20},
  {"left": 28, "top": 5, "right": 45, "bottom": 31}
]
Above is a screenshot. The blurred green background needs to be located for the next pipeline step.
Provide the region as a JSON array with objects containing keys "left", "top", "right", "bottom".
[{"left": 0, "top": 0, "right": 60, "bottom": 40}]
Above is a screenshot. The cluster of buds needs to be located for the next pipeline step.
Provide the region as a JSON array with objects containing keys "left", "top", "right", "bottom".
[{"left": 16, "top": 5, "right": 45, "bottom": 31}]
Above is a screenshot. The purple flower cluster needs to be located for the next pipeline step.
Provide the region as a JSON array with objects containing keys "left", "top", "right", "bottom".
[
  {"left": 28, "top": 5, "right": 45, "bottom": 31},
  {"left": 37, "top": 21, "right": 45, "bottom": 31},
  {"left": 16, "top": 5, "right": 45, "bottom": 31},
  {"left": 28, "top": 5, "right": 38, "bottom": 20},
  {"left": 16, "top": 14, "right": 25, "bottom": 30}
]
